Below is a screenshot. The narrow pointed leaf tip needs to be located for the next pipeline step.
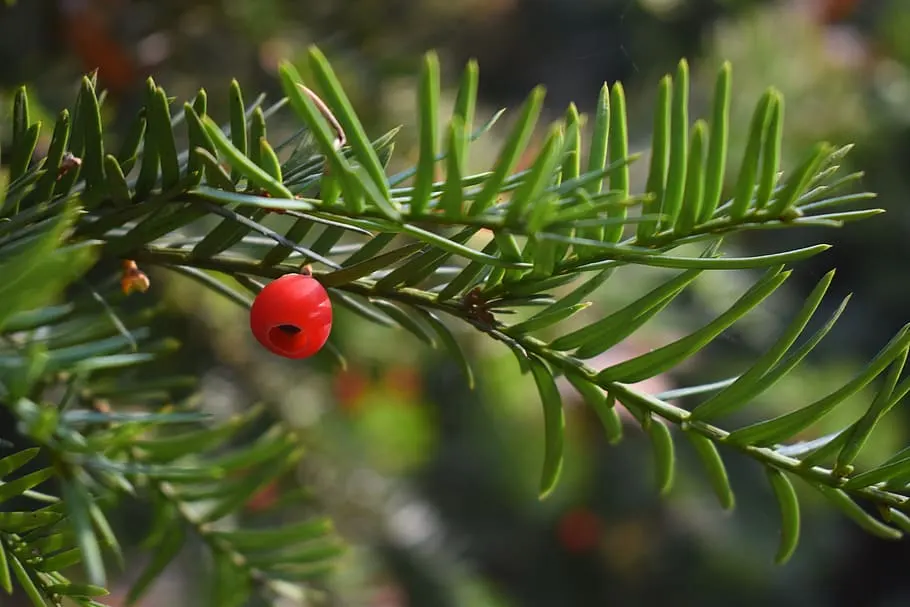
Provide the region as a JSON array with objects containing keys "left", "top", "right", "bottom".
[
  {"left": 529, "top": 357, "right": 565, "bottom": 499},
  {"left": 685, "top": 431, "right": 734, "bottom": 510},
  {"left": 409, "top": 51, "right": 441, "bottom": 216},
  {"left": 648, "top": 418, "right": 676, "bottom": 496},
  {"left": 307, "top": 45, "right": 390, "bottom": 199},
  {"left": 766, "top": 467, "right": 800, "bottom": 565}
]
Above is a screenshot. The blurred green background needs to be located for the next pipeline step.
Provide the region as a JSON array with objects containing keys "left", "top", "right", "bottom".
[{"left": 2, "top": 0, "right": 910, "bottom": 605}]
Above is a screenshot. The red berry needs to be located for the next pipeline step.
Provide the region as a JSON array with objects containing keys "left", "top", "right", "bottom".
[{"left": 249, "top": 273, "right": 333, "bottom": 359}]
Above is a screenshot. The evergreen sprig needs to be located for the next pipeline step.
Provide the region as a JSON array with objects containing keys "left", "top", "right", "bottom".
[{"left": 0, "top": 44, "right": 902, "bottom": 603}]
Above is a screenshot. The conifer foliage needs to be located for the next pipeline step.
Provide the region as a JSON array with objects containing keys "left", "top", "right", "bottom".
[{"left": 0, "top": 44, "right": 906, "bottom": 604}]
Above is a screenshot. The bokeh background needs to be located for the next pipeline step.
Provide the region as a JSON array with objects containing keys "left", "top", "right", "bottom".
[{"left": 2, "top": 0, "right": 910, "bottom": 605}]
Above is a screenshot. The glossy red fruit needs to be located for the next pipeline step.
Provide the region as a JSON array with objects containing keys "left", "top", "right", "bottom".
[{"left": 249, "top": 273, "right": 332, "bottom": 359}]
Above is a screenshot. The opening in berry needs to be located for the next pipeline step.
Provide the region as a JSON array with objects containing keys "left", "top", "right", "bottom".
[{"left": 267, "top": 324, "right": 308, "bottom": 354}]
